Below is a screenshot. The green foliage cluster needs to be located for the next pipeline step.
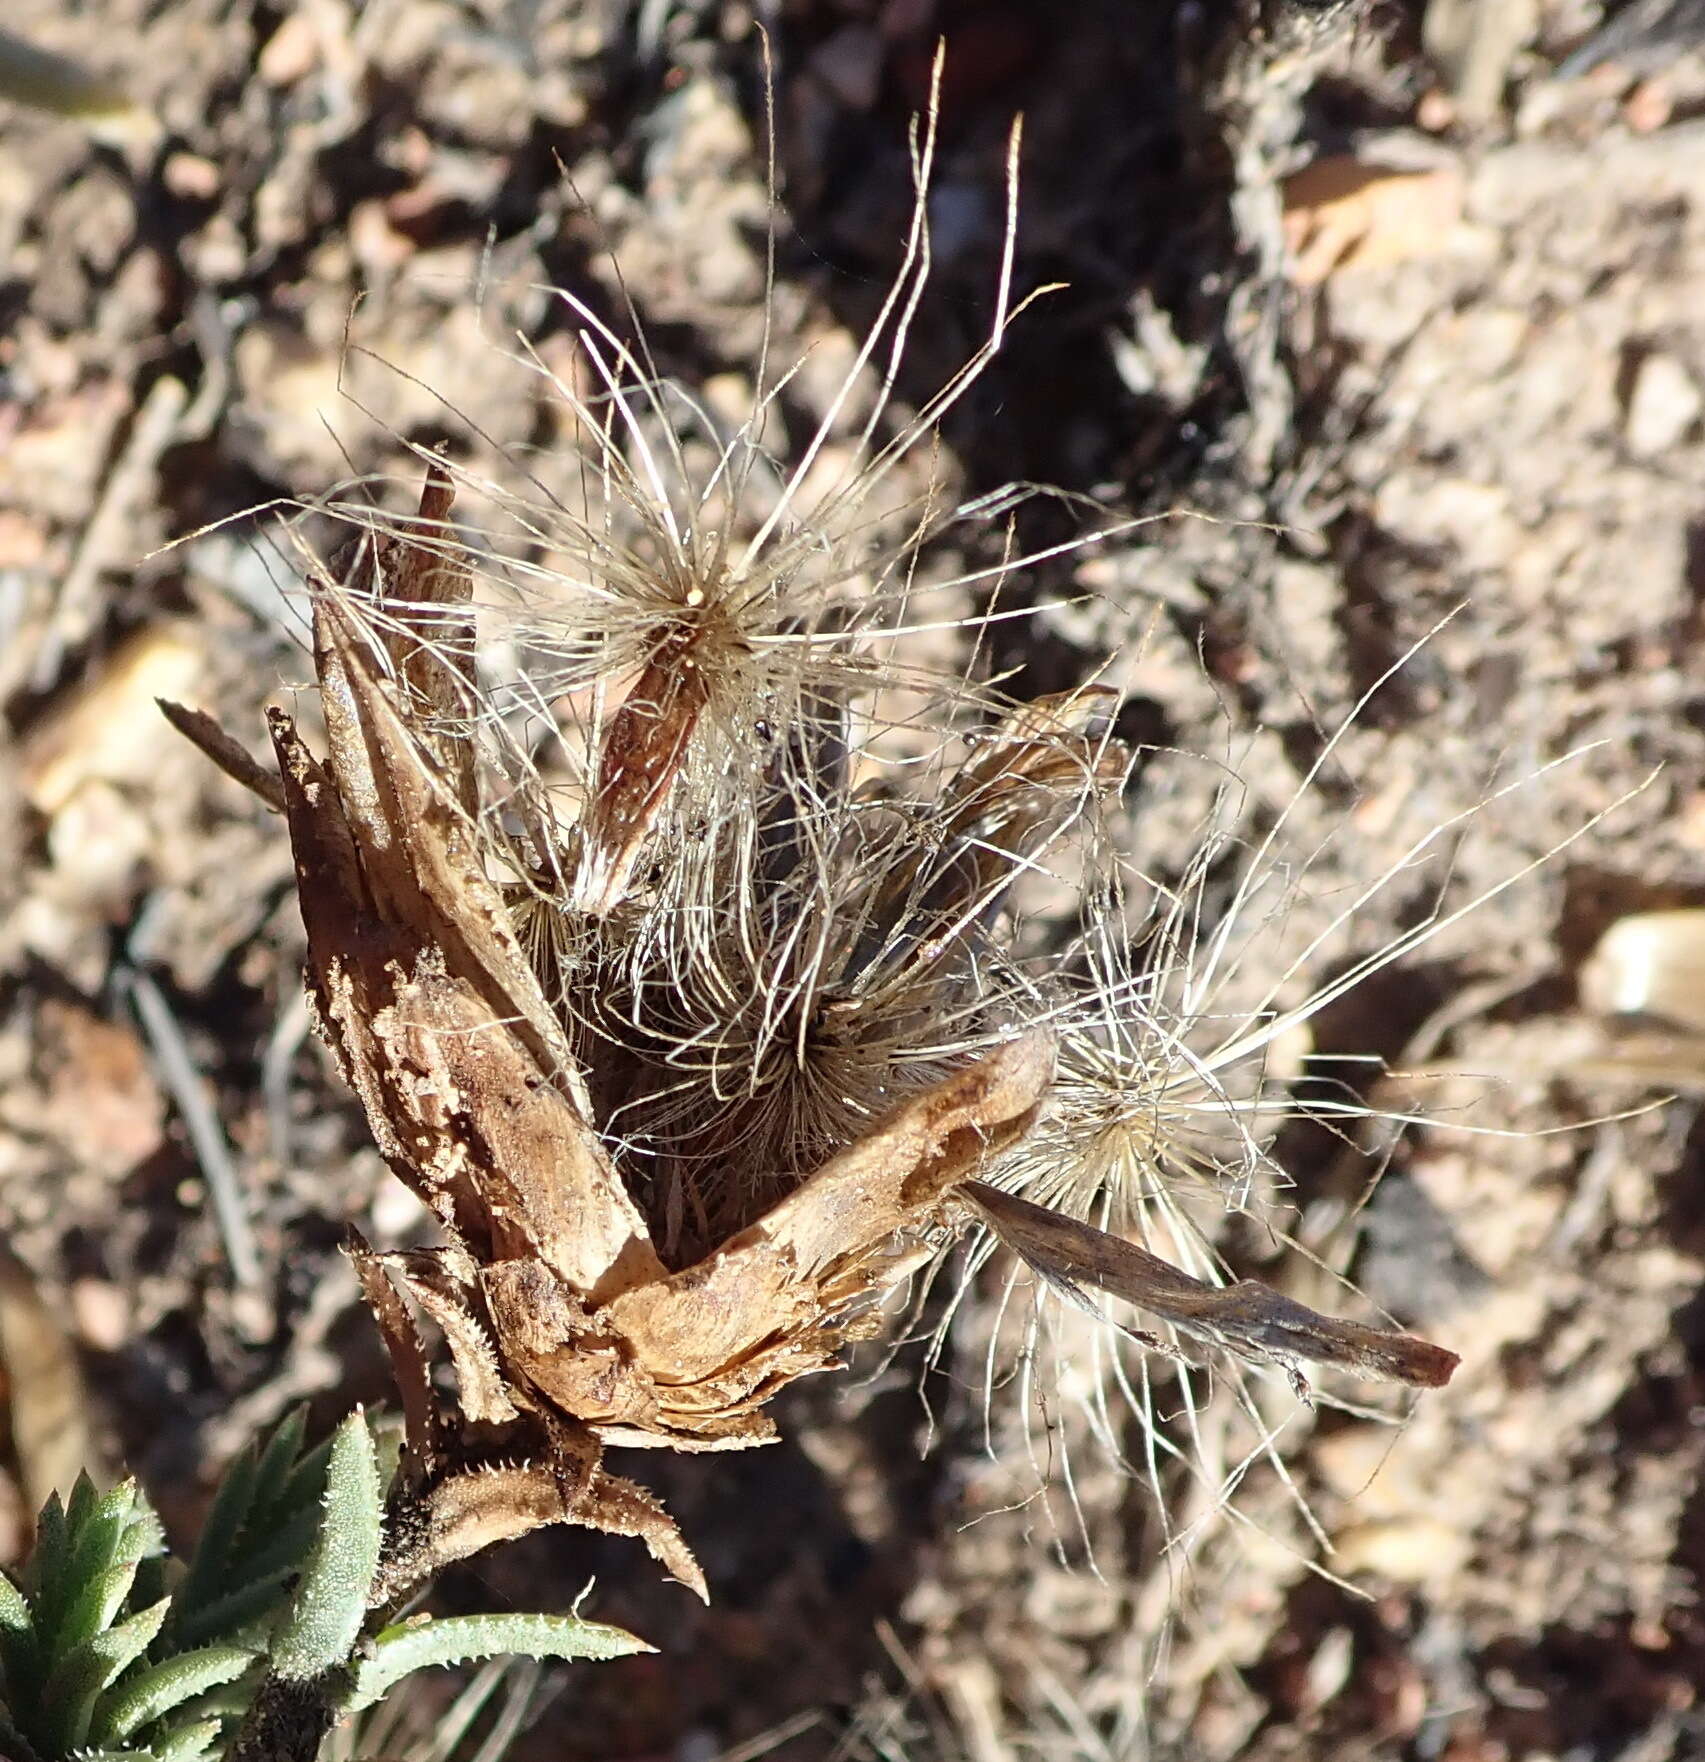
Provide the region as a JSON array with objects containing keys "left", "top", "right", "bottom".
[{"left": 0, "top": 1411, "right": 645, "bottom": 1762}]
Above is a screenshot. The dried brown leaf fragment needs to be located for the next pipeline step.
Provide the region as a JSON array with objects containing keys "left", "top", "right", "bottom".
[{"left": 964, "top": 1182, "right": 1459, "bottom": 1393}]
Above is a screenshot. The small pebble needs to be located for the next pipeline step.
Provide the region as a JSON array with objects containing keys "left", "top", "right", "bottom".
[
  {"left": 70, "top": 1277, "right": 130, "bottom": 1351},
  {"left": 257, "top": 12, "right": 320, "bottom": 87},
  {"left": 1624, "top": 351, "right": 1701, "bottom": 458}
]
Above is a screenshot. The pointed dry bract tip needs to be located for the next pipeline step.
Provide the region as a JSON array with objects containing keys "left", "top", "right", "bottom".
[
  {"left": 158, "top": 698, "right": 287, "bottom": 814},
  {"left": 966, "top": 1181, "right": 1459, "bottom": 1391}
]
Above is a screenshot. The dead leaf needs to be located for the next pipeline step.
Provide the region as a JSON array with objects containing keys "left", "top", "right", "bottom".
[
  {"left": 23, "top": 623, "right": 202, "bottom": 816},
  {"left": 1282, "top": 157, "right": 1466, "bottom": 285},
  {"left": 0, "top": 1244, "right": 96, "bottom": 1508}
]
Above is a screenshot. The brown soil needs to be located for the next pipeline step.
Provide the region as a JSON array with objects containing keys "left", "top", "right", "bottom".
[{"left": 5, "top": 1, "right": 1705, "bottom": 1757}]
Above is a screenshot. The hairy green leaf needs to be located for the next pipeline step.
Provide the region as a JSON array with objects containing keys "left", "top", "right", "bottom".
[
  {"left": 25, "top": 1490, "right": 69, "bottom": 1612},
  {"left": 0, "top": 1564, "right": 36, "bottom": 1694},
  {"left": 83, "top": 1712, "right": 224, "bottom": 1762},
  {"left": 212, "top": 1500, "right": 323, "bottom": 1600},
  {"left": 267, "top": 1412, "right": 381, "bottom": 1682},
  {"left": 54, "top": 1553, "right": 143, "bottom": 1665},
  {"left": 92, "top": 1641, "right": 256, "bottom": 1744},
  {"left": 344, "top": 1612, "right": 652, "bottom": 1712},
  {"left": 152, "top": 1718, "right": 226, "bottom": 1762},
  {"left": 45, "top": 1481, "right": 144, "bottom": 1655},
  {"left": 275, "top": 1433, "right": 336, "bottom": 1520},
  {"left": 42, "top": 1595, "right": 170, "bottom": 1752},
  {"left": 172, "top": 1415, "right": 331, "bottom": 1654},
  {"left": 247, "top": 1409, "right": 308, "bottom": 1523},
  {"left": 171, "top": 1442, "right": 261, "bottom": 1639}
]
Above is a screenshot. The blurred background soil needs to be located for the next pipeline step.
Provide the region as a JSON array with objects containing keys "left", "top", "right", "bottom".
[{"left": 5, "top": 0, "right": 1705, "bottom": 1757}]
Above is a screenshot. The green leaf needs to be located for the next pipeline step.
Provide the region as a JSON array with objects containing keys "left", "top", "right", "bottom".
[
  {"left": 153, "top": 1718, "right": 225, "bottom": 1762},
  {"left": 276, "top": 1433, "right": 336, "bottom": 1520},
  {"left": 129, "top": 1551, "right": 169, "bottom": 1616},
  {"left": 160, "top": 1675, "right": 255, "bottom": 1723},
  {"left": 92, "top": 1641, "right": 256, "bottom": 1744},
  {"left": 216, "top": 1500, "right": 323, "bottom": 1598},
  {"left": 54, "top": 1552, "right": 143, "bottom": 1662},
  {"left": 98, "top": 1595, "right": 171, "bottom": 1678},
  {"left": 164, "top": 1575, "right": 291, "bottom": 1659},
  {"left": 247, "top": 1410, "right": 308, "bottom": 1524},
  {"left": 343, "top": 1612, "right": 652, "bottom": 1712},
  {"left": 168, "top": 1420, "right": 333, "bottom": 1655},
  {"left": 82, "top": 1714, "right": 224, "bottom": 1762},
  {"left": 117, "top": 1503, "right": 165, "bottom": 1566},
  {"left": 365, "top": 1414, "right": 403, "bottom": 1502},
  {"left": 48, "top": 1482, "right": 144, "bottom": 1654},
  {"left": 64, "top": 1474, "right": 100, "bottom": 1532},
  {"left": 42, "top": 1595, "right": 170, "bottom": 1752},
  {"left": 0, "top": 1564, "right": 36, "bottom": 1691},
  {"left": 267, "top": 1412, "right": 381, "bottom": 1682},
  {"left": 167, "top": 1514, "right": 322, "bottom": 1655},
  {"left": 162, "top": 1564, "right": 303, "bottom": 1659},
  {"left": 25, "top": 1489, "right": 69, "bottom": 1609},
  {"left": 59, "top": 1476, "right": 117, "bottom": 1582},
  {"left": 171, "top": 1442, "right": 260, "bottom": 1640}
]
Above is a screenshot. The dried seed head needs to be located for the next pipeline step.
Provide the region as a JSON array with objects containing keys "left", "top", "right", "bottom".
[
  {"left": 212, "top": 469, "right": 1479, "bottom": 1600},
  {"left": 554, "top": 683, "right": 1123, "bottom": 1262},
  {"left": 165, "top": 64, "right": 1513, "bottom": 1601}
]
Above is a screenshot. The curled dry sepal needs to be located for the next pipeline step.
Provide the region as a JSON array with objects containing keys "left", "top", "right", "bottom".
[
  {"left": 168, "top": 468, "right": 1457, "bottom": 1602},
  {"left": 0, "top": 1410, "right": 646, "bottom": 1762}
]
